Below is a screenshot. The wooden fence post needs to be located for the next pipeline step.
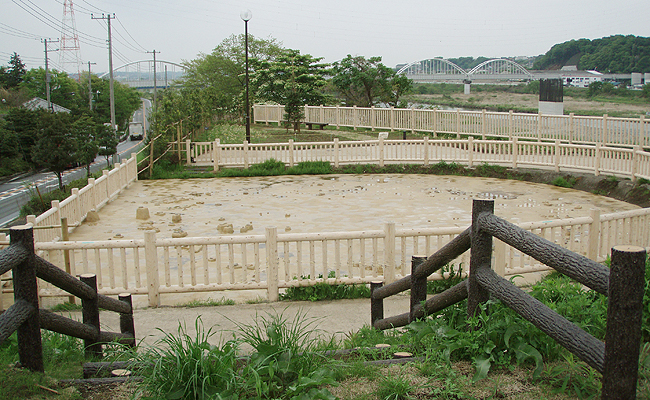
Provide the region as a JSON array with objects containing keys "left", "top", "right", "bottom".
[
  {"left": 467, "top": 199, "right": 494, "bottom": 320},
  {"left": 61, "top": 217, "right": 75, "bottom": 304},
  {"left": 144, "top": 230, "right": 160, "bottom": 307},
  {"left": 186, "top": 139, "right": 191, "bottom": 166},
  {"left": 467, "top": 137, "right": 474, "bottom": 168},
  {"left": 409, "top": 255, "right": 427, "bottom": 322},
  {"left": 266, "top": 227, "right": 279, "bottom": 302},
  {"left": 80, "top": 274, "right": 102, "bottom": 359},
  {"left": 423, "top": 136, "right": 429, "bottom": 166},
  {"left": 118, "top": 293, "right": 135, "bottom": 348},
  {"left": 587, "top": 209, "right": 601, "bottom": 261},
  {"left": 289, "top": 139, "right": 295, "bottom": 167},
  {"left": 149, "top": 137, "right": 155, "bottom": 179},
  {"left": 11, "top": 226, "right": 43, "bottom": 372},
  {"left": 554, "top": 140, "right": 560, "bottom": 172},
  {"left": 371, "top": 281, "right": 384, "bottom": 328},
  {"left": 213, "top": 139, "right": 220, "bottom": 172},
  {"left": 334, "top": 138, "right": 340, "bottom": 168},
  {"left": 384, "top": 223, "right": 396, "bottom": 284},
  {"left": 601, "top": 245, "right": 646, "bottom": 400},
  {"left": 379, "top": 137, "right": 385, "bottom": 167},
  {"left": 371, "top": 106, "right": 376, "bottom": 131},
  {"left": 481, "top": 109, "right": 486, "bottom": 140},
  {"left": 595, "top": 143, "right": 601, "bottom": 176},
  {"left": 512, "top": 137, "right": 518, "bottom": 169},
  {"left": 244, "top": 141, "right": 250, "bottom": 169}
]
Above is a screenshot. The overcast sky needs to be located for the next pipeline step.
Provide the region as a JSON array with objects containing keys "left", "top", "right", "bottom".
[{"left": 1, "top": 0, "right": 649, "bottom": 75}]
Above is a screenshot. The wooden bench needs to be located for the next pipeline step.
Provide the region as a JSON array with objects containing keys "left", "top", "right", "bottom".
[{"left": 305, "top": 122, "right": 329, "bottom": 130}]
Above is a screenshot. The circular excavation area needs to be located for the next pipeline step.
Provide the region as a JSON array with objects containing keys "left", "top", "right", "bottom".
[{"left": 69, "top": 173, "right": 638, "bottom": 243}]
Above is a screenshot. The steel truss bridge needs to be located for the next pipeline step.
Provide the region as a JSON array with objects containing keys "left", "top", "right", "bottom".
[
  {"left": 98, "top": 60, "right": 186, "bottom": 89},
  {"left": 397, "top": 58, "right": 534, "bottom": 83}
]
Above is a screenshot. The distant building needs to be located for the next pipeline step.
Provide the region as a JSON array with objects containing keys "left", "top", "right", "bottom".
[
  {"left": 22, "top": 97, "right": 71, "bottom": 113},
  {"left": 560, "top": 70, "right": 604, "bottom": 88}
]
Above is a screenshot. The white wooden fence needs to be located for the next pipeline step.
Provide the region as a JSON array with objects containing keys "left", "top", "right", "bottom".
[
  {"left": 25, "top": 206, "right": 650, "bottom": 308},
  {"left": 188, "top": 138, "right": 650, "bottom": 182},
  {"left": 254, "top": 104, "right": 650, "bottom": 148}
]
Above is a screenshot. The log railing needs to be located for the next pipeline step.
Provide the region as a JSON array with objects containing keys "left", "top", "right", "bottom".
[
  {"left": 371, "top": 199, "right": 646, "bottom": 400},
  {"left": 0, "top": 226, "right": 135, "bottom": 372}
]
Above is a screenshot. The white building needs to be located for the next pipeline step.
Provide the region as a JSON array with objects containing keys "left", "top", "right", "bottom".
[{"left": 561, "top": 70, "right": 604, "bottom": 88}]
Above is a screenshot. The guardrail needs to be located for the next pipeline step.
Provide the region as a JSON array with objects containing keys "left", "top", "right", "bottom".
[
  {"left": 369, "top": 199, "right": 646, "bottom": 399},
  {"left": 0, "top": 226, "right": 135, "bottom": 372},
  {"left": 254, "top": 104, "right": 650, "bottom": 148},
  {"left": 186, "top": 137, "right": 650, "bottom": 182}
]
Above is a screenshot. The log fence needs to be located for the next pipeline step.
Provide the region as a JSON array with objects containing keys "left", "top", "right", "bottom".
[
  {"left": 370, "top": 199, "right": 647, "bottom": 400},
  {"left": 0, "top": 226, "right": 135, "bottom": 372}
]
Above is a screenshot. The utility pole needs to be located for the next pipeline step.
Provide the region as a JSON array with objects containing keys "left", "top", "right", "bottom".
[
  {"left": 87, "top": 61, "right": 96, "bottom": 111},
  {"left": 42, "top": 38, "right": 59, "bottom": 112},
  {"left": 91, "top": 13, "right": 116, "bottom": 131},
  {"left": 147, "top": 50, "right": 159, "bottom": 114}
]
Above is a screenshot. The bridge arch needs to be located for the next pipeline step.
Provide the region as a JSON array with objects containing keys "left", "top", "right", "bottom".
[
  {"left": 467, "top": 59, "right": 532, "bottom": 79},
  {"left": 98, "top": 60, "right": 187, "bottom": 89},
  {"left": 397, "top": 58, "right": 468, "bottom": 77}
]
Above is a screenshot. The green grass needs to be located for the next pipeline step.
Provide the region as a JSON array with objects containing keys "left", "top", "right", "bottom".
[
  {"left": 176, "top": 297, "right": 236, "bottom": 307},
  {"left": 552, "top": 176, "right": 577, "bottom": 188}
]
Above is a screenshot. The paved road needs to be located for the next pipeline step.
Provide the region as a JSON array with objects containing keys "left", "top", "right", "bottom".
[{"left": 0, "top": 138, "right": 143, "bottom": 227}]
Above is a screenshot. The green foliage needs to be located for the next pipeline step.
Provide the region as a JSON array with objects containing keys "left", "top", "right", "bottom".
[
  {"left": 20, "top": 174, "right": 93, "bottom": 217},
  {"left": 253, "top": 49, "right": 330, "bottom": 132},
  {"left": 96, "top": 123, "right": 118, "bottom": 168},
  {"left": 426, "top": 263, "right": 464, "bottom": 295},
  {"left": 551, "top": 176, "right": 577, "bottom": 188},
  {"left": 533, "top": 35, "right": 650, "bottom": 73},
  {"left": 72, "top": 115, "right": 99, "bottom": 177},
  {"left": 281, "top": 272, "right": 371, "bottom": 302},
  {"left": 31, "top": 112, "right": 77, "bottom": 190},
  {"left": 178, "top": 297, "right": 235, "bottom": 307},
  {"left": 49, "top": 301, "right": 83, "bottom": 312},
  {"left": 0, "top": 53, "right": 26, "bottom": 89},
  {"left": 544, "top": 353, "right": 601, "bottom": 399},
  {"left": 375, "top": 371, "right": 417, "bottom": 400},
  {"left": 330, "top": 55, "right": 413, "bottom": 107}
]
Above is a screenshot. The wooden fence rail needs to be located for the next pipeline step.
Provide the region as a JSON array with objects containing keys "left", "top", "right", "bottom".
[
  {"left": 187, "top": 138, "right": 650, "bottom": 182},
  {"left": 0, "top": 226, "right": 135, "bottom": 372},
  {"left": 371, "top": 199, "right": 646, "bottom": 399},
  {"left": 254, "top": 104, "right": 650, "bottom": 148}
]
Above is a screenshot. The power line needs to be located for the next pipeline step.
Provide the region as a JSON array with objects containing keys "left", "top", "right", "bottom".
[
  {"left": 116, "top": 17, "right": 148, "bottom": 53},
  {"left": 0, "top": 22, "right": 42, "bottom": 40}
]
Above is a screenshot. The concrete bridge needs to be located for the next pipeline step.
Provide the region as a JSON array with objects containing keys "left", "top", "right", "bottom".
[
  {"left": 98, "top": 59, "right": 186, "bottom": 90},
  {"left": 397, "top": 58, "right": 632, "bottom": 84}
]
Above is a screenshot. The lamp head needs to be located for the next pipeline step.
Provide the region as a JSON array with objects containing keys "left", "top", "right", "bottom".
[{"left": 240, "top": 10, "right": 252, "bottom": 21}]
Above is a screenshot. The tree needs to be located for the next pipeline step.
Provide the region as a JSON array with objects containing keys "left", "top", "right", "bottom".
[
  {"left": 20, "top": 68, "right": 82, "bottom": 110},
  {"left": 96, "top": 124, "right": 118, "bottom": 168},
  {"left": 72, "top": 115, "right": 99, "bottom": 177},
  {"left": 330, "top": 55, "right": 412, "bottom": 107},
  {"left": 252, "top": 49, "right": 329, "bottom": 132},
  {"left": 0, "top": 118, "right": 28, "bottom": 176},
  {"left": 31, "top": 112, "right": 76, "bottom": 190},
  {"left": 4, "top": 107, "right": 40, "bottom": 165},
  {"left": 180, "top": 34, "right": 284, "bottom": 116},
  {"left": 1, "top": 53, "right": 27, "bottom": 88}
]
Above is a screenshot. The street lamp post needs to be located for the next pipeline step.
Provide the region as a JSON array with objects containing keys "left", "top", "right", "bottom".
[{"left": 240, "top": 10, "right": 252, "bottom": 143}]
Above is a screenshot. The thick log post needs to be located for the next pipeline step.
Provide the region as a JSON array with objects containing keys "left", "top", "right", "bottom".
[
  {"left": 11, "top": 226, "right": 43, "bottom": 372},
  {"left": 409, "top": 256, "right": 427, "bottom": 322},
  {"left": 467, "top": 200, "right": 494, "bottom": 320},
  {"left": 370, "top": 281, "right": 384, "bottom": 328},
  {"left": 602, "top": 245, "right": 646, "bottom": 400},
  {"left": 118, "top": 293, "right": 135, "bottom": 348},
  {"left": 81, "top": 274, "right": 102, "bottom": 359}
]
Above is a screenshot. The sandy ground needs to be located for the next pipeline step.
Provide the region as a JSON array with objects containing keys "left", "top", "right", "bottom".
[
  {"left": 418, "top": 92, "right": 650, "bottom": 115},
  {"left": 69, "top": 174, "right": 637, "bottom": 242}
]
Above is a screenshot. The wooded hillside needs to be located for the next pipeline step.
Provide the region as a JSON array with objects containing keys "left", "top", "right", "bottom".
[{"left": 533, "top": 35, "right": 650, "bottom": 73}]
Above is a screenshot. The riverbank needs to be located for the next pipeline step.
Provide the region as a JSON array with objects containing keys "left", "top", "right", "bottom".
[{"left": 409, "top": 92, "right": 650, "bottom": 118}]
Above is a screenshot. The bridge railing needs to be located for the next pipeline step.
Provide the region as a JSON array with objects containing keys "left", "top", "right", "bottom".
[{"left": 254, "top": 104, "right": 650, "bottom": 148}]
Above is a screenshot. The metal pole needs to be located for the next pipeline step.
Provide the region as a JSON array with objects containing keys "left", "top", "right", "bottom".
[{"left": 244, "top": 20, "right": 250, "bottom": 143}]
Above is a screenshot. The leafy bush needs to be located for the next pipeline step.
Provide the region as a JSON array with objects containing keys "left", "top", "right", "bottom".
[
  {"left": 551, "top": 176, "right": 576, "bottom": 188},
  {"left": 281, "top": 272, "right": 370, "bottom": 301}
]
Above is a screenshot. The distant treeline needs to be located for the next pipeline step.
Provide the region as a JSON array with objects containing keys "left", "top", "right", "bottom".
[{"left": 533, "top": 35, "right": 650, "bottom": 73}]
